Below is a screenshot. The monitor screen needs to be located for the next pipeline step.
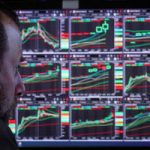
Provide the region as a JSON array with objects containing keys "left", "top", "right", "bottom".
[{"left": 9, "top": 9, "right": 150, "bottom": 147}]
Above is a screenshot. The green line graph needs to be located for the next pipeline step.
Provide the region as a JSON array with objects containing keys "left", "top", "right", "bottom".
[
  {"left": 17, "top": 106, "right": 60, "bottom": 136},
  {"left": 125, "top": 73, "right": 150, "bottom": 93},
  {"left": 23, "top": 65, "right": 60, "bottom": 84},
  {"left": 71, "top": 112, "right": 113, "bottom": 130},
  {"left": 21, "top": 21, "right": 59, "bottom": 49},
  {"left": 71, "top": 18, "right": 114, "bottom": 49}
]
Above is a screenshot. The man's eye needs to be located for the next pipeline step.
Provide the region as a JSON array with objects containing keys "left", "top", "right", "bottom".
[
  {"left": 15, "top": 67, "right": 18, "bottom": 75},
  {"left": 15, "top": 65, "right": 20, "bottom": 75}
]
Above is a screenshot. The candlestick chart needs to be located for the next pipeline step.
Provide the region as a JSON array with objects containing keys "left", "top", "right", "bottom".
[{"left": 71, "top": 18, "right": 114, "bottom": 51}]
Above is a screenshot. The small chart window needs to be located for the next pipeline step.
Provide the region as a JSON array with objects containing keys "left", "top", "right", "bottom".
[
  {"left": 20, "top": 17, "right": 60, "bottom": 52},
  {"left": 70, "top": 61, "right": 114, "bottom": 96},
  {"left": 16, "top": 104, "right": 61, "bottom": 139},
  {"left": 125, "top": 16, "right": 150, "bottom": 52},
  {"left": 70, "top": 18, "right": 114, "bottom": 52},
  {"left": 124, "top": 61, "right": 150, "bottom": 95},
  {"left": 19, "top": 61, "right": 61, "bottom": 95},
  {"left": 70, "top": 105, "right": 115, "bottom": 139},
  {"left": 125, "top": 105, "right": 150, "bottom": 139}
]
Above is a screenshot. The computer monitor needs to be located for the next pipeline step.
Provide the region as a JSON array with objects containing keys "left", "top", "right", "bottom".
[{"left": 8, "top": 7, "right": 150, "bottom": 147}]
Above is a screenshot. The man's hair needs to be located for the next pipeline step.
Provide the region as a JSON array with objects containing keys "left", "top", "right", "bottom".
[{"left": 0, "top": 1, "right": 20, "bottom": 60}]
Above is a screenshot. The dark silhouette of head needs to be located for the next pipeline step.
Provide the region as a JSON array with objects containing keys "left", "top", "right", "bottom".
[{"left": 0, "top": 2, "right": 25, "bottom": 121}]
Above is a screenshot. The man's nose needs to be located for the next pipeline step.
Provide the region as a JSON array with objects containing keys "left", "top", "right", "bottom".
[{"left": 15, "top": 73, "right": 25, "bottom": 96}]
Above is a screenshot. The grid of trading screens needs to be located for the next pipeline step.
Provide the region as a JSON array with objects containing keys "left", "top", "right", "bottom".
[{"left": 11, "top": 9, "right": 150, "bottom": 147}]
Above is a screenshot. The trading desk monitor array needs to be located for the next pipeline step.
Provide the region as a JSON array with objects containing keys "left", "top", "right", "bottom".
[{"left": 9, "top": 9, "right": 150, "bottom": 147}]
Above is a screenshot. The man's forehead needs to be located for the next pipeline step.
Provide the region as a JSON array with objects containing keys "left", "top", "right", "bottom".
[
  {"left": 0, "top": 11, "right": 17, "bottom": 26},
  {"left": 4, "top": 22, "right": 22, "bottom": 64},
  {"left": 0, "top": 11, "right": 23, "bottom": 66}
]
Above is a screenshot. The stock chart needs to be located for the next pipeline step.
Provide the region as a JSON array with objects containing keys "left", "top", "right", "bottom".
[
  {"left": 70, "top": 62, "right": 114, "bottom": 95},
  {"left": 20, "top": 17, "right": 60, "bottom": 51},
  {"left": 17, "top": 104, "right": 61, "bottom": 139},
  {"left": 125, "top": 105, "right": 150, "bottom": 139},
  {"left": 71, "top": 105, "right": 115, "bottom": 139},
  {"left": 125, "top": 62, "right": 150, "bottom": 94},
  {"left": 71, "top": 18, "right": 114, "bottom": 51},
  {"left": 125, "top": 17, "right": 150, "bottom": 52},
  {"left": 19, "top": 61, "right": 61, "bottom": 95}
]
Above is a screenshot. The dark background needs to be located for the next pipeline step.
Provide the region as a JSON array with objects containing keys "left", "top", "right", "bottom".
[{"left": 3, "top": 0, "right": 150, "bottom": 9}]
